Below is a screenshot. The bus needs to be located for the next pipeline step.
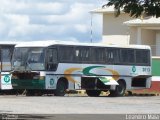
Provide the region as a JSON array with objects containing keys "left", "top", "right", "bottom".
[
  {"left": 0, "top": 41, "right": 17, "bottom": 93},
  {"left": 11, "top": 40, "right": 152, "bottom": 97}
]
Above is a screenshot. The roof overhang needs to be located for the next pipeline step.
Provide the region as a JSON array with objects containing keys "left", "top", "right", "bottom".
[
  {"left": 90, "top": 8, "right": 114, "bottom": 14},
  {"left": 124, "top": 17, "right": 160, "bottom": 28},
  {"left": 90, "top": 6, "right": 124, "bottom": 14},
  {"left": 0, "top": 41, "right": 20, "bottom": 45}
]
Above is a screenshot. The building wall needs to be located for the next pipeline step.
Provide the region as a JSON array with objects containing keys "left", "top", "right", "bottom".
[
  {"left": 103, "top": 13, "right": 131, "bottom": 35},
  {"left": 129, "top": 28, "right": 156, "bottom": 45},
  {"left": 102, "top": 35, "right": 129, "bottom": 45},
  {"left": 129, "top": 27, "right": 137, "bottom": 44},
  {"left": 156, "top": 31, "right": 160, "bottom": 56},
  {"left": 142, "top": 29, "right": 156, "bottom": 55},
  {"left": 99, "top": 10, "right": 160, "bottom": 56},
  {"left": 141, "top": 29, "right": 156, "bottom": 45},
  {"left": 130, "top": 27, "right": 157, "bottom": 55},
  {"left": 102, "top": 13, "right": 133, "bottom": 45}
]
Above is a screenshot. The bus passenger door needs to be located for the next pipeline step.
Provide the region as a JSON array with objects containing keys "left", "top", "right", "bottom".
[
  {"left": 46, "top": 48, "right": 58, "bottom": 71},
  {"left": 45, "top": 48, "right": 58, "bottom": 89}
]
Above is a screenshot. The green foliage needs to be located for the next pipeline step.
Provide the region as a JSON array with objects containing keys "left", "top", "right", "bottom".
[{"left": 103, "top": 0, "right": 160, "bottom": 18}]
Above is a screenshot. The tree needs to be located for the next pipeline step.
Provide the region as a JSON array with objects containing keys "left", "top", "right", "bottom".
[{"left": 103, "top": 0, "right": 160, "bottom": 18}]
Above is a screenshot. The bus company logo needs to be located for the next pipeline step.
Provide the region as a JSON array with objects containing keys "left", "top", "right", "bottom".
[
  {"left": 50, "top": 78, "right": 54, "bottom": 86},
  {"left": 132, "top": 66, "right": 136, "bottom": 73},
  {"left": 4, "top": 75, "right": 10, "bottom": 83}
]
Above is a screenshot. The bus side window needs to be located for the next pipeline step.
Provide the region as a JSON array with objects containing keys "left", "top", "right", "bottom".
[
  {"left": 120, "top": 49, "right": 135, "bottom": 64},
  {"left": 92, "top": 47, "right": 105, "bottom": 63},
  {"left": 59, "top": 46, "right": 74, "bottom": 62},
  {"left": 2, "top": 48, "right": 12, "bottom": 71},
  {"left": 106, "top": 48, "right": 120, "bottom": 64},
  {"left": 47, "top": 48, "right": 58, "bottom": 71},
  {"left": 75, "top": 47, "right": 90, "bottom": 62},
  {"left": 136, "top": 50, "right": 150, "bottom": 65},
  {"left": 106, "top": 48, "right": 114, "bottom": 64}
]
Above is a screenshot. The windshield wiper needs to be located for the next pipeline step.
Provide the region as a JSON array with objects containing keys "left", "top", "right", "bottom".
[{"left": 25, "top": 61, "right": 32, "bottom": 71}]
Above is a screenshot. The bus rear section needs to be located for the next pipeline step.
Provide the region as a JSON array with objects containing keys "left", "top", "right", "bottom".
[
  {"left": 11, "top": 41, "right": 152, "bottom": 97},
  {"left": 131, "top": 57, "right": 160, "bottom": 95}
]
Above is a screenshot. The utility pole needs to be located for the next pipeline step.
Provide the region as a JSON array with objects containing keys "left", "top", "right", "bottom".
[{"left": 90, "top": 13, "right": 93, "bottom": 43}]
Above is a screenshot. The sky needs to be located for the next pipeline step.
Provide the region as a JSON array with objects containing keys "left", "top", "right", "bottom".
[{"left": 0, "top": 0, "right": 107, "bottom": 43}]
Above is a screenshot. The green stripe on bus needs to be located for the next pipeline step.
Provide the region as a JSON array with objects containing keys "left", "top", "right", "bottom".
[{"left": 12, "top": 79, "right": 45, "bottom": 89}]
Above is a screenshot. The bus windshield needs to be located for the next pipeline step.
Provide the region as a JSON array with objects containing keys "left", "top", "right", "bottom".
[{"left": 12, "top": 47, "right": 45, "bottom": 71}]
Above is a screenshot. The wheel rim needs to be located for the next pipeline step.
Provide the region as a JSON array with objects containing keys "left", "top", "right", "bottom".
[
  {"left": 117, "top": 81, "right": 125, "bottom": 95},
  {"left": 55, "top": 81, "right": 66, "bottom": 96},
  {"left": 59, "top": 85, "right": 65, "bottom": 93},
  {"left": 117, "top": 85, "right": 124, "bottom": 94}
]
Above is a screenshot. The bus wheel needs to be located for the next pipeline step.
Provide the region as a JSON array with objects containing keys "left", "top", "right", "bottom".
[
  {"left": 26, "top": 90, "right": 35, "bottom": 96},
  {"left": 109, "top": 80, "right": 126, "bottom": 97},
  {"left": 86, "top": 90, "right": 101, "bottom": 97},
  {"left": 54, "top": 80, "right": 67, "bottom": 96}
]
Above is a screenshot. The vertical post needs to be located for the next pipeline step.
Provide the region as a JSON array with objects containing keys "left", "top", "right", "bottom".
[
  {"left": 156, "top": 32, "right": 160, "bottom": 56},
  {"left": 126, "top": 26, "right": 130, "bottom": 45},
  {"left": 90, "top": 13, "right": 93, "bottom": 43},
  {"left": 137, "top": 27, "right": 142, "bottom": 44}
]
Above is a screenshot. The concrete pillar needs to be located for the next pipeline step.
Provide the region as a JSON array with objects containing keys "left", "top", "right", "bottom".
[
  {"left": 156, "top": 32, "right": 160, "bottom": 56},
  {"left": 137, "top": 27, "right": 142, "bottom": 44}
]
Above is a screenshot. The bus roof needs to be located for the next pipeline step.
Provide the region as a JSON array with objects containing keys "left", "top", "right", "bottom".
[
  {"left": 0, "top": 41, "right": 20, "bottom": 45},
  {"left": 15, "top": 40, "right": 151, "bottom": 49}
]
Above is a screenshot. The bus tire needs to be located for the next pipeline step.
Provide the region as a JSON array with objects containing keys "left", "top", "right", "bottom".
[
  {"left": 109, "top": 80, "right": 126, "bottom": 97},
  {"left": 86, "top": 90, "right": 101, "bottom": 97},
  {"left": 54, "top": 80, "right": 67, "bottom": 96},
  {"left": 26, "top": 90, "right": 35, "bottom": 96}
]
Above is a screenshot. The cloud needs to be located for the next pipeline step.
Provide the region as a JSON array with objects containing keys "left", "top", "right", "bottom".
[
  {"left": 30, "top": 3, "right": 95, "bottom": 24},
  {"left": 0, "top": 0, "right": 69, "bottom": 15},
  {"left": 0, "top": 14, "right": 30, "bottom": 39},
  {"left": 75, "top": 24, "right": 88, "bottom": 33},
  {"left": 0, "top": 0, "right": 105, "bottom": 42}
]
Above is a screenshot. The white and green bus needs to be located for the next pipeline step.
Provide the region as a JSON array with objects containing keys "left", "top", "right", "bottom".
[
  {"left": 0, "top": 42, "right": 17, "bottom": 93},
  {"left": 11, "top": 40, "right": 152, "bottom": 96}
]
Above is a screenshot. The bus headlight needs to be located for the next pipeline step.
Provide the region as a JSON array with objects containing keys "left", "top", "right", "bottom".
[
  {"left": 12, "top": 75, "right": 18, "bottom": 79},
  {"left": 39, "top": 76, "right": 45, "bottom": 80},
  {"left": 33, "top": 75, "right": 39, "bottom": 80}
]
